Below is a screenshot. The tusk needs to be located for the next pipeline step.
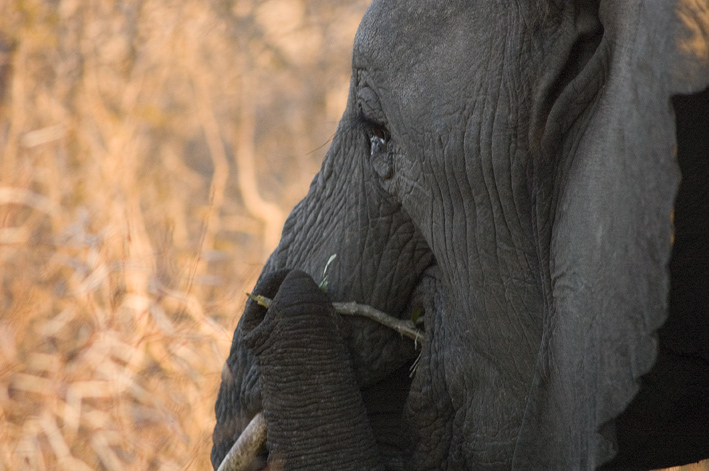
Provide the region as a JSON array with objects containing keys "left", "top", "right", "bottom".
[{"left": 218, "top": 412, "right": 267, "bottom": 471}]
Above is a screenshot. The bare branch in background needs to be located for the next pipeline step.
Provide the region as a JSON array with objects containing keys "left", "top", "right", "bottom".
[
  {"left": 185, "top": 71, "right": 231, "bottom": 297},
  {"left": 235, "top": 73, "right": 285, "bottom": 256}
]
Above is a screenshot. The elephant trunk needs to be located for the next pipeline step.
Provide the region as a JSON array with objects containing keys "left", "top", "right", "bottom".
[{"left": 240, "top": 270, "right": 385, "bottom": 471}]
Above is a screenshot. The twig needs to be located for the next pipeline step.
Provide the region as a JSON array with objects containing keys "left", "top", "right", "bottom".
[
  {"left": 333, "top": 301, "right": 423, "bottom": 345},
  {"left": 246, "top": 294, "right": 424, "bottom": 345},
  {"left": 217, "top": 412, "right": 267, "bottom": 471}
]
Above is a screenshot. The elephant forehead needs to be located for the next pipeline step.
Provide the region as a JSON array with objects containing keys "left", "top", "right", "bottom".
[{"left": 354, "top": 0, "right": 521, "bottom": 127}]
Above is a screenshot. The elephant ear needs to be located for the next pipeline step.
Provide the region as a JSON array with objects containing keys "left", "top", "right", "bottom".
[{"left": 516, "top": 1, "right": 709, "bottom": 469}]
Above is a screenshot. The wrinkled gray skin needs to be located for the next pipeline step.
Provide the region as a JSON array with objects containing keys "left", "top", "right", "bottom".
[{"left": 212, "top": 1, "right": 709, "bottom": 470}]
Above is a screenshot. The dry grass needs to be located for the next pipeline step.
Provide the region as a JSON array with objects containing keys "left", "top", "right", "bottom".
[
  {"left": 0, "top": 2, "right": 706, "bottom": 471},
  {"left": 0, "top": 0, "right": 366, "bottom": 469}
]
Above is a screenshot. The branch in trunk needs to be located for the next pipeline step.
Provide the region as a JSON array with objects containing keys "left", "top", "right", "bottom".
[{"left": 246, "top": 294, "right": 424, "bottom": 345}]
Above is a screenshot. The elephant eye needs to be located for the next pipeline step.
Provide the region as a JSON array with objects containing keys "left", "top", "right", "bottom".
[
  {"left": 358, "top": 109, "right": 390, "bottom": 155},
  {"left": 361, "top": 118, "right": 393, "bottom": 180},
  {"left": 356, "top": 85, "right": 390, "bottom": 150},
  {"left": 355, "top": 85, "right": 393, "bottom": 179},
  {"left": 368, "top": 125, "right": 390, "bottom": 156}
]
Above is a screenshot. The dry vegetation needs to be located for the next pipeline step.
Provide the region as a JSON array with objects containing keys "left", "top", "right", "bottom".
[
  {"left": 0, "top": 1, "right": 706, "bottom": 471},
  {"left": 0, "top": 0, "right": 367, "bottom": 469}
]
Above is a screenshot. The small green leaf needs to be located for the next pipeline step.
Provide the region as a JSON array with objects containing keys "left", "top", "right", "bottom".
[
  {"left": 411, "top": 307, "right": 423, "bottom": 326},
  {"left": 318, "top": 253, "right": 338, "bottom": 292}
]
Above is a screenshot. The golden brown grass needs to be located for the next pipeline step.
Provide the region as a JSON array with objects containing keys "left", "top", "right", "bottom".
[
  {"left": 0, "top": 0, "right": 366, "bottom": 469},
  {"left": 0, "top": 1, "right": 706, "bottom": 471}
]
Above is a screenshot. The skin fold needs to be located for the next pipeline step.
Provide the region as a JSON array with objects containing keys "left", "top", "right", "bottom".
[{"left": 212, "top": 1, "right": 709, "bottom": 470}]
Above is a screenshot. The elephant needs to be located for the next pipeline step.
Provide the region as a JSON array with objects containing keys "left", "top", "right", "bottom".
[{"left": 212, "top": 0, "right": 709, "bottom": 470}]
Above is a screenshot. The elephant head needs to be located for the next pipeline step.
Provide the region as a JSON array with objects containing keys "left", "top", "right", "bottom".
[{"left": 212, "top": 1, "right": 709, "bottom": 470}]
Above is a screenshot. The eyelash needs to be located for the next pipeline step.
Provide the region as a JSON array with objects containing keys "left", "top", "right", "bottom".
[{"left": 357, "top": 112, "right": 390, "bottom": 142}]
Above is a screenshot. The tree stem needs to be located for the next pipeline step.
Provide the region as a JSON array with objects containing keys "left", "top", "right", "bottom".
[{"left": 246, "top": 293, "right": 424, "bottom": 345}]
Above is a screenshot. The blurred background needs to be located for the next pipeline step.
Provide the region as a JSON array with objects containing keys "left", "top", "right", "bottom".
[
  {"left": 0, "top": 1, "right": 706, "bottom": 471},
  {"left": 0, "top": 0, "right": 368, "bottom": 469}
]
